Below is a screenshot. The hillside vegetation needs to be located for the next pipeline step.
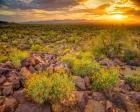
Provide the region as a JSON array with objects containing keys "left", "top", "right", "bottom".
[{"left": 0, "top": 24, "right": 140, "bottom": 112}]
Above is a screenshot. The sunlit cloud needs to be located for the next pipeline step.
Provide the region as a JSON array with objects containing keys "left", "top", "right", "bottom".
[{"left": 0, "top": 0, "right": 140, "bottom": 24}]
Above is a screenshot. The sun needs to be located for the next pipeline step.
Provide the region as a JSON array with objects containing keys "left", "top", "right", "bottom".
[{"left": 111, "top": 14, "right": 126, "bottom": 20}]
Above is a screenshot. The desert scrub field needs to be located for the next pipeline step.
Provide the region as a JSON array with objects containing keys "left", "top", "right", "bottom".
[{"left": 0, "top": 24, "right": 140, "bottom": 112}]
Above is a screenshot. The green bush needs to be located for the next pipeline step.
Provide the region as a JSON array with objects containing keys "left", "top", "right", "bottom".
[
  {"left": 31, "top": 44, "right": 48, "bottom": 52},
  {"left": 72, "top": 59, "right": 100, "bottom": 77},
  {"left": 49, "top": 74, "right": 75, "bottom": 103},
  {"left": 8, "top": 48, "right": 29, "bottom": 66},
  {"left": 125, "top": 74, "right": 140, "bottom": 91},
  {"left": 62, "top": 52, "right": 100, "bottom": 77},
  {"left": 25, "top": 73, "right": 51, "bottom": 104},
  {"left": 91, "top": 67, "right": 119, "bottom": 90},
  {"left": 25, "top": 72, "right": 75, "bottom": 104},
  {"left": 0, "top": 55, "right": 8, "bottom": 63}
]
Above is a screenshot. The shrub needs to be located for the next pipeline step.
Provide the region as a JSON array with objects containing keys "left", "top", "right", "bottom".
[
  {"left": 25, "top": 72, "right": 75, "bottom": 104},
  {"left": 91, "top": 67, "right": 119, "bottom": 90},
  {"left": 25, "top": 73, "right": 51, "bottom": 104},
  {"left": 125, "top": 74, "right": 140, "bottom": 91},
  {"left": 8, "top": 48, "right": 29, "bottom": 66},
  {"left": 31, "top": 44, "right": 43, "bottom": 51},
  {"left": 49, "top": 73, "right": 75, "bottom": 103},
  {"left": 62, "top": 52, "right": 100, "bottom": 77},
  {"left": 0, "top": 55, "right": 8, "bottom": 63},
  {"left": 72, "top": 59, "right": 100, "bottom": 77},
  {"left": 31, "top": 44, "right": 49, "bottom": 52}
]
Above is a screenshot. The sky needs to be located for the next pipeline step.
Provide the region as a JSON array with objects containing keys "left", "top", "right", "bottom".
[{"left": 0, "top": 0, "right": 140, "bottom": 24}]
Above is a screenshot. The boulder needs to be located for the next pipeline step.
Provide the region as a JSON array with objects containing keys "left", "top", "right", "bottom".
[
  {"left": 75, "top": 91, "right": 88, "bottom": 111},
  {"left": 4, "top": 97, "right": 18, "bottom": 112},
  {"left": 84, "top": 99, "right": 105, "bottom": 112},
  {"left": 2, "top": 85, "right": 13, "bottom": 96},
  {"left": 129, "top": 92, "right": 140, "bottom": 103},
  {"left": 0, "top": 76, "right": 6, "bottom": 84},
  {"left": 15, "top": 102, "right": 51, "bottom": 112},
  {"left": 127, "top": 58, "right": 140, "bottom": 66},
  {"left": 28, "top": 66, "right": 36, "bottom": 74},
  {"left": 74, "top": 76, "right": 86, "bottom": 90},
  {"left": 20, "top": 67, "right": 31, "bottom": 78},
  {"left": 92, "top": 92, "right": 106, "bottom": 101},
  {"left": 84, "top": 76, "right": 90, "bottom": 88}
]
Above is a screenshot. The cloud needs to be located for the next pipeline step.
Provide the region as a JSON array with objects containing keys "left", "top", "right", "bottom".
[
  {"left": 131, "top": 0, "right": 140, "bottom": 6},
  {"left": 0, "top": 0, "right": 80, "bottom": 10}
]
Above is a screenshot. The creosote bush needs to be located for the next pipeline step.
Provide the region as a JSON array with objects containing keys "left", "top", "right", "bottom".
[
  {"left": 91, "top": 67, "right": 119, "bottom": 90},
  {"left": 125, "top": 74, "right": 140, "bottom": 91},
  {"left": 25, "top": 73, "right": 51, "bottom": 104},
  {"left": 62, "top": 51, "right": 100, "bottom": 77},
  {"left": 25, "top": 72, "right": 75, "bottom": 104},
  {"left": 8, "top": 48, "right": 29, "bottom": 66}
]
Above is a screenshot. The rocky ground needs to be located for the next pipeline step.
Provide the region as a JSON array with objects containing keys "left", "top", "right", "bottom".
[{"left": 0, "top": 52, "right": 140, "bottom": 112}]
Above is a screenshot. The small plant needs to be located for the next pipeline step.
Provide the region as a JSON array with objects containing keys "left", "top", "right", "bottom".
[
  {"left": 31, "top": 44, "right": 48, "bottom": 52},
  {"left": 31, "top": 44, "right": 43, "bottom": 51},
  {"left": 49, "top": 73, "right": 75, "bottom": 103},
  {"left": 125, "top": 74, "right": 140, "bottom": 91},
  {"left": 0, "top": 55, "right": 8, "bottom": 63},
  {"left": 91, "top": 67, "right": 119, "bottom": 90},
  {"left": 25, "top": 73, "right": 51, "bottom": 104},
  {"left": 72, "top": 59, "right": 100, "bottom": 77},
  {"left": 25, "top": 72, "right": 75, "bottom": 104},
  {"left": 62, "top": 52, "right": 100, "bottom": 77},
  {"left": 8, "top": 48, "right": 29, "bottom": 66}
]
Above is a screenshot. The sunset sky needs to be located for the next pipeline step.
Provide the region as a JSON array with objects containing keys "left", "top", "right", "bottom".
[{"left": 0, "top": 0, "right": 140, "bottom": 24}]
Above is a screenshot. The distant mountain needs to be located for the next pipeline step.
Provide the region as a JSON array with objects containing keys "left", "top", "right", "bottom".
[
  {"left": 22, "top": 19, "right": 94, "bottom": 24},
  {"left": 0, "top": 21, "right": 9, "bottom": 24},
  {"left": 0, "top": 21, "right": 17, "bottom": 25}
]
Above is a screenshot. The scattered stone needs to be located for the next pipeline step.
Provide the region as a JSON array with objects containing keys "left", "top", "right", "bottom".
[
  {"left": 129, "top": 92, "right": 140, "bottom": 103},
  {"left": 0, "top": 76, "right": 6, "bottom": 84},
  {"left": 74, "top": 76, "right": 86, "bottom": 90},
  {"left": 20, "top": 67, "right": 31, "bottom": 78},
  {"left": 2, "top": 85, "right": 13, "bottom": 96},
  {"left": 84, "top": 99, "right": 105, "bottom": 112},
  {"left": 15, "top": 102, "right": 51, "bottom": 112},
  {"left": 28, "top": 66, "right": 36, "bottom": 74},
  {"left": 76, "top": 91, "right": 88, "bottom": 111},
  {"left": 84, "top": 76, "right": 90, "bottom": 88},
  {"left": 127, "top": 58, "right": 140, "bottom": 66},
  {"left": 92, "top": 92, "right": 106, "bottom": 101},
  {"left": 4, "top": 97, "right": 18, "bottom": 112}
]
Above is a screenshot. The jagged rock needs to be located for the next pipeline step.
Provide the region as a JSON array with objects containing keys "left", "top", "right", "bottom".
[
  {"left": 13, "top": 90, "right": 26, "bottom": 103},
  {"left": 12, "top": 79, "right": 21, "bottom": 90},
  {"left": 92, "top": 92, "right": 106, "bottom": 101},
  {"left": 113, "top": 59, "right": 125, "bottom": 66},
  {"left": 0, "top": 61, "right": 15, "bottom": 69},
  {"left": 104, "top": 91, "right": 140, "bottom": 112},
  {"left": 0, "top": 96, "right": 5, "bottom": 105},
  {"left": 76, "top": 91, "right": 88, "bottom": 111},
  {"left": 106, "top": 100, "right": 114, "bottom": 112},
  {"left": 74, "top": 76, "right": 86, "bottom": 90},
  {"left": 20, "top": 67, "right": 31, "bottom": 78},
  {"left": 15, "top": 102, "right": 51, "bottom": 112},
  {"left": 34, "top": 63, "right": 46, "bottom": 72},
  {"left": 127, "top": 58, "right": 140, "bottom": 66},
  {"left": 84, "top": 99, "right": 105, "bottom": 112},
  {"left": 84, "top": 76, "right": 90, "bottom": 88},
  {"left": 4, "top": 97, "right": 18, "bottom": 112},
  {"left": 99, "top": 59, "right": 114, "bottom": 67},
  {"left": 0, "top": 105, "right": 5, "bottom": 112},
  {"left": 2, "top": 85, "right": 13, "bottom": 96},
  {"left": 28, "top": 66, "right": 36, "bottom": 74},
  {"left": 0, "top": 76, "right": 6, "bottom": 84},
  {"left": 129, "top": 92, "right": 140, "bottom": 103}
]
